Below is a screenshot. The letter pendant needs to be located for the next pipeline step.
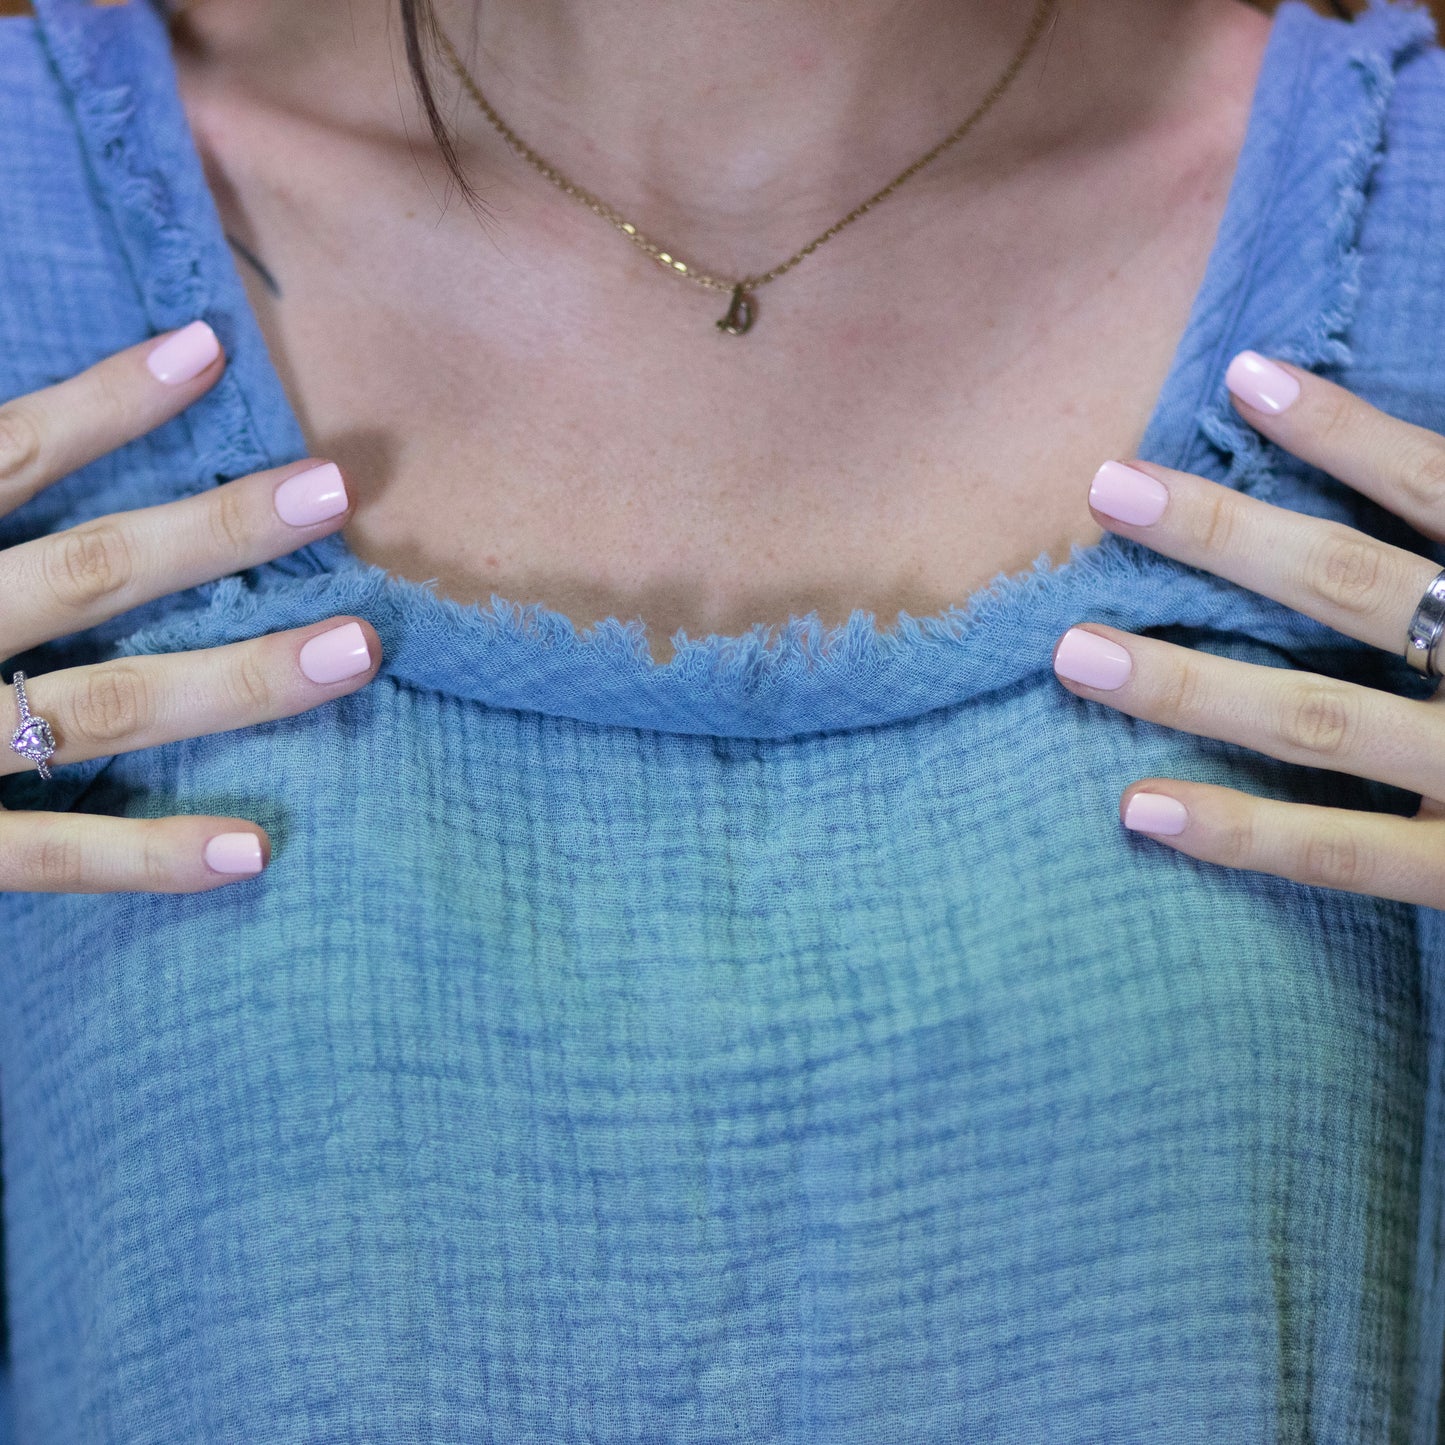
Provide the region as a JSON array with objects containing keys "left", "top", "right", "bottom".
[{"left": 716, "top": 284, "right": 756, "bottom": 336}]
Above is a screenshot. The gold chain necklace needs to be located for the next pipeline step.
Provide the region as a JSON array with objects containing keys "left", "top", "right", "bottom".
[{"left": 435, "top": 0, "right": 1058, "bottom": 336}]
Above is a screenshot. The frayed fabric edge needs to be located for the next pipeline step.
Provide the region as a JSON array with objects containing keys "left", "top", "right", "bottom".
[
  {"left": 23, "top": 4, "right": 1228, "bottom": 724},
  {"left": 94, "top": 536, "right": 1340, "bottom": 742},
  {"left": 30, "top": 0, "right": 275, "bottom": 495},
  {"left": 1197, "top": 0, "right": 1438, "bottom": 509},
  {"left": 225, "top": 1, "right": 1434, "bottom": 729},
  {"left": 110, "top": 535, "right": 1168, "bottom": 662},
  {"left": 25, "top": 0, "right": 1439, "bottom": 740},
  {"left": 108, "top": 539, "right": 1157, "bottom": 687}
]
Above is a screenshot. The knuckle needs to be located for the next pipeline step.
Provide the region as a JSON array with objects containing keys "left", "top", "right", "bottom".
[
  {"left": 229, "top": 650, "right": 274, "bottom": 715},
  {"left": 88, "top": 363, "right": 131, "bottom": 432},
  {"left": 1396, "top": 437, "right": 1445, "bottom": 515},
  {"left": 1312, "top": 387, "right": 1358, "bottom": 449},
  {"left": 0, "top": 402, "right": 42, "bottom": 483},
  {"left": 1157, "top": 655, "right": 1210, "bottom": 727},
  {"left": 138, "top": 823, "right": 175, "bottom": 891},
  {"left": 1214, "top": 813, "right": 1257, "bottom": 869},
  {"left": 70, "top": 664, "right": 153, "bottom": 745},
  {"left": 207, "top": 483, "right": 251, "bottom": 555},
  {"left": 1297, "top": 824, "right": 1367, "bottom": 892},
  {"left": 42, "top": 522, "right": 135, "bottom": 612},
  {"left": 29, "top": 830, "right": 86, "bottom": 891},
  {"left": 1198, "top": 487, "right": 1238, "bottom": 556},
  {"left": 1274, "top": 680, "right": 1357, "bottom": 761},
  {"left": 1303, "top": 530, "right": 1385, "bottom": 617}
]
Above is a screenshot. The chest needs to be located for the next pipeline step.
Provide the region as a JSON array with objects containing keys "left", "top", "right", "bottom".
[{"left": 175, "top": 55, "right": 1259, "bottom": 665}]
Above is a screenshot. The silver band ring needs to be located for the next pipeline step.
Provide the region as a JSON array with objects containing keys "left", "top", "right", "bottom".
[
  {"left": 1406, "top": 568, "right": 1445, "bottom": 679},
  {"left": 9, "top": 670, "right": 57, "bottom": 780}
]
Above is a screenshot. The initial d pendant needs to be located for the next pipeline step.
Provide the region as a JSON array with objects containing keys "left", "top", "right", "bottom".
[{"left": 716, "top": 284, "right": 756, "bottom": 336}]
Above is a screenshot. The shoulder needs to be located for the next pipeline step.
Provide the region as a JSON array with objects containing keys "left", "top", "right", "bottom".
[
  {"left": 1276, "top": 1, "right": 1442, "bottom": 158},
  {"left": 0, "top": 1, "right": 176, "bottom": 361},
  {"left": 1315, "top": 1, "right": 1443, "bottom": 172},
  {"left": 1376, "top": 2, "right": 1445, "bottom": 158},
  {"left": 1286, "top": 2, "right": 1445, "bottom": 556},
  {"left": 1271, "top": 2, "right": 1445, "bottom": 430},
  {"left": 0, "top": 13, "right": 130, "bottom": 367},
  {"left": 1356, "top": 0, "right": 1443, "bottom": 80},
  {"left": 0, "top": 16, "right": 65, "bottom": 128},
  {"left": 0, "top": 0, "right": 175, "bottom": 172},
  {"left": 0, "top": 15, "right": 116, "bottom": 369},
  {"left": 1233, "top": 2, "right": 1443, "bottom": 360},
  {"left": 1343, "top": 3, "right": 1445, "bottom": 425},
  {"left": 0, "top": 10, "right": 118, "bottom": 236}
]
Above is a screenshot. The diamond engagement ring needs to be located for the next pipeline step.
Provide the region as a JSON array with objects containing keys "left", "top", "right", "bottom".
[{"left": 9, "top": 670, "right": 57, "bottom": 780}]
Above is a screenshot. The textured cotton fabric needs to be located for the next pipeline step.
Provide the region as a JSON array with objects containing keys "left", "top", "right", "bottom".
[{"left": 3, "top": 0, "right": 1445, "bottom": 1439}]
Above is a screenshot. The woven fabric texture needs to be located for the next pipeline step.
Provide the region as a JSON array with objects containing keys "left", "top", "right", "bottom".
[{"left": 3, "top": 0, "right": 1445, "bottom": 1439}]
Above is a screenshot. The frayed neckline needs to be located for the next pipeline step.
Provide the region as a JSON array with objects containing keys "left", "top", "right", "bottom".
[{"left": 29, "top": 0, "right": 1444, "bottom": 738}]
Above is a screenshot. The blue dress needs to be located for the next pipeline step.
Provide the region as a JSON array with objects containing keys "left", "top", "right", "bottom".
[{"left": 3, "top": 0, "right": 1445, "bottom": 1438}]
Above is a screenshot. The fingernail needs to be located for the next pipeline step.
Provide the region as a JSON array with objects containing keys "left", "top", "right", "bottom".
[
  {"left": 299, "top": 621, "right": 372, "bottom": 684},
  {"left": 1123, "top": 792, "right": 1190, "bottom": 835},
  {"left": 274, "top": 462, "right": 349, "bottom": 527},
  {"left": 146, "top": 320, "right": 222, "bottom": 385},
  {"left": 204, "top": 831, "right": 264, "bottom": 875},
  {"left": 1225, "top": 350, "right": 1300, "bottom": 415},
  {"left": 1054, "top": 627, "right": 1132, "bottom": 690},
  {"left": 1089, "top": 460, "right": 1170, "bottom": 526}
]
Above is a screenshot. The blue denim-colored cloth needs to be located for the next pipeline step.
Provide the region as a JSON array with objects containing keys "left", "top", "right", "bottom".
[{"left": 2, "top": 0, "right": 1445, "bottom": 1439}]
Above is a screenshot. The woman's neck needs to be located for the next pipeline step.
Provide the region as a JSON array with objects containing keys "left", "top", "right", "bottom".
[
  {"left": 171, "top": 0, "right": 1241, "bottom": 264},
  {"left": 433, "top": 0, "right": 1063, "bottom": 239}
]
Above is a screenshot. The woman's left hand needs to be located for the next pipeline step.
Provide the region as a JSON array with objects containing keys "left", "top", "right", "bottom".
[{"left": 1051, "top": 349, "right": 1445, "bottom": 908}]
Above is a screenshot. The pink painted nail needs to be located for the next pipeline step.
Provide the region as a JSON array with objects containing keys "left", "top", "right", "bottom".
[
  {"left": 1225, "top": 350, "right": 1300, "bottom": 415},
  {"left": 274, "top": 462, "right": 349, "bottom": 527},
  {"left": 299, "top": 621, "right": 372, "bottom": 685},
  {"left": 1123, "top": 793, "right": 1190, "bottom": 835},
  {"left": 203, "top": 832, "right": 264, "bottom": 875},
  {"left": 146, "top": 320, "right": 222, "bottom": 385},
  {"left": 1089, "top": 460, "right": 1169, "bottom": 526},
  {"left": 1053, "top": 627, "right": 1132, "bottom": 690}
]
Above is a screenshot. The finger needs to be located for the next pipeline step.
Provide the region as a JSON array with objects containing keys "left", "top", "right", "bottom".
[
  {"left": 0, "top": 321, "right": 225, "bottom": 519},
  {"left": 1051, "top": 623, "right": 1445, "bottom": 801},
  {"left": 1083, "top": 455, "right": 1438, "bottom": 659},
  {"left": 0, "top": 617, "right": 381, "bottom": 779},
  {"left": 0, "top": 810, "right": 272, "bottom": 894},
  {"left": 1223, "top": 349, "right": 1445, "bottom": 544},
  {"left": 1113, "top": 776, "right": 1445, "bottom": 910},
  {"left": 0, "top": 458, "right": 352, "bottom": 657}
]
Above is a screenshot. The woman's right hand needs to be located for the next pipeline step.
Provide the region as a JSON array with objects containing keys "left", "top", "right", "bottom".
[{"left": 0, "top": 320, "right": 383, "bottom": 894}]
